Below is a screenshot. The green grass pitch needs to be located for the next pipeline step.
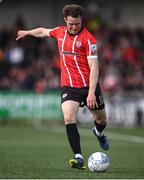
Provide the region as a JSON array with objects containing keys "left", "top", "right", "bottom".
[{"left": 0, "top": 125, "right": 143, "bottom": 179}]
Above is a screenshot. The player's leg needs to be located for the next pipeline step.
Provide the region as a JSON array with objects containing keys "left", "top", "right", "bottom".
[
  {"left": 62, "top": 100, "right": 80, "bottom": 154},
  {"left": 91, "top": 108, "right": 107, "bottom": 136},
  {"left": 90, "top": 108, "right": 109, "bottom": 150},
  {"left": 87, "top": 83, "right": 109, "bottom": 150},
  {"left": 62, "top": 100, "right": 86, "bottom": 169}
]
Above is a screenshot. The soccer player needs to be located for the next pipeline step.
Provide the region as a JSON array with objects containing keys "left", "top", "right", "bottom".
[{"left": 16, "top": 4, "right": 109, "bottom": 170}]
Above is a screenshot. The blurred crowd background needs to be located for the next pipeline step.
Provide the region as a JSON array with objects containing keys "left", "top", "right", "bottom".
[
  {"left": 0, "top": 0, "right": 144, "bottom": 95},
  {"left": 0, "top": 0, "right": 143, "bottom": 126}
]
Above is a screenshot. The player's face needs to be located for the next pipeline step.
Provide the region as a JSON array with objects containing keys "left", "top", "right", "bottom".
[{"left": 64, "top": 16, "right": 82, "bottom": 35}]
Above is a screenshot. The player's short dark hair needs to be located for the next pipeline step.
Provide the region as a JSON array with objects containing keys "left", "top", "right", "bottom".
[{"left": 63, "top": 4, "right": 84, "bottom": 18}]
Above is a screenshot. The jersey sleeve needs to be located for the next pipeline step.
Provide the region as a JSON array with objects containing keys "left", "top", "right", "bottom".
[
  {"left": 46, "top": 26, "right": 61, "bottom": 39},
  {"left": 85, "top": 35, "right": 98, "bottom": 60}
]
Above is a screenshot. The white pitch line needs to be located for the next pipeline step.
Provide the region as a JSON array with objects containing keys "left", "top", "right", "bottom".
[
  {"left": 106, "top": 132, "right": 144, "bottom": 144},
  {"left": 49, "top": 127, "right": 144, "bottom": 144},
  {"left": 79, "top": 129, "right": 144, "bottom": 144}
]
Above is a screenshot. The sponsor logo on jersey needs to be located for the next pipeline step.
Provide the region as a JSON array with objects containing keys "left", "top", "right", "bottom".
[{"left": 62, "top": 51, "right": 77, "bottom": 56}]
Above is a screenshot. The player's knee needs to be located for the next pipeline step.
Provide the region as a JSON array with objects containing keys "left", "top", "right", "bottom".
[
  {"left": 64, "top": 114, "right": 76, "bottom": 124},
  {"left": 96, "top": 114, "right": 107, "bottom": 125}
]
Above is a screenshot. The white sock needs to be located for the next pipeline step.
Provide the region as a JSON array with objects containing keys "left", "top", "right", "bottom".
[
  {"left": 75, "top": 153, "right": 83, "bottom": 159},
  {"left": 95, "top": 127, "right": 103, "bottom": 137}
]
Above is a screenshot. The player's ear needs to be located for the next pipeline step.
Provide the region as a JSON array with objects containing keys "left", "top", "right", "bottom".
[{"left": 64, "top": 17, "right": 67, "bottom": 23}]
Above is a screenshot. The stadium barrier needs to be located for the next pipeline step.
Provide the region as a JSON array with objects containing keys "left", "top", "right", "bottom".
[
  {"left": 77, "top": 95, "right": 144, "bottom": 127},
  {"left": 0, "top": 91, "right": 143, "bottom": 127},
  {"left": 0, "top": 91, "right": 63, "bottom": 121}
]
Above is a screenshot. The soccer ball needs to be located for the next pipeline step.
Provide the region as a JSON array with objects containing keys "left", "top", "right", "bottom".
[{"left": 88, "top": 152, "right": 110, "bottom": 172}]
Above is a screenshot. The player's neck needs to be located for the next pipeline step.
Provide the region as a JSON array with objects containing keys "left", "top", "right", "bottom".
[{"left": 67, "top": 26, "right": 84, "bottom": 36}]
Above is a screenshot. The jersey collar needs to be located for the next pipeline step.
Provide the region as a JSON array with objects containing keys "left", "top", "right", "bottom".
[{"left": 67, "top": 26, "right": 84, "bottom": 36}]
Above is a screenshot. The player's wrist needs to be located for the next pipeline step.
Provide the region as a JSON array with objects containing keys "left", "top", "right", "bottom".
[
  {"left": 88, "top": 90, "right": 95, "bottom": 96},
  {"left": 88, "top": 88, "right": 95, "bottom": 94}
]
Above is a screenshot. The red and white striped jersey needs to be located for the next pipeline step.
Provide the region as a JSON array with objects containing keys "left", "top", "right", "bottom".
[{"left": 47, "top": 26, "right": 97, "bottom": 88}]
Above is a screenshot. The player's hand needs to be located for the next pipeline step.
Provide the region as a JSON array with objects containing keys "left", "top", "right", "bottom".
[
  {"left": 87, "top": 93, "right": 97, "bottom": 110},
  {"left": 16, "top": 30, "right": 28, "bottom": 41}
]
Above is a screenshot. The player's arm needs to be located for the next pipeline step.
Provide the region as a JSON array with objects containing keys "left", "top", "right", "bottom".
[
  {"left": 16, "top": 27, "right": 51, "bottom": 41},
  {"left": 87, "top": 56, "right": 99, "bottom": 109}
]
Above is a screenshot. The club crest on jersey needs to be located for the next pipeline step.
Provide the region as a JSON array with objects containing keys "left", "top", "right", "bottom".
[
  {"left": 76, "top": 41, "right": 82, "bottom": 48},
  {"left": 90, "top": 44, "right": 97, "bottom": 52}
]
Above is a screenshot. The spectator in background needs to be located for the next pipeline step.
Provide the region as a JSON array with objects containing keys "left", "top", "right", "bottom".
[{"left": 0, "top": 11, "right": 143, "bottom": 93}]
